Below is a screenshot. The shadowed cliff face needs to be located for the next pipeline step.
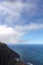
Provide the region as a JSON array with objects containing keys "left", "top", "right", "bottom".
[
  {"left": 0, "top": 42, "right": 26, "bottom": 65},
  {"left": 15, "top": 61, "right": 26, "bottom": 65}
]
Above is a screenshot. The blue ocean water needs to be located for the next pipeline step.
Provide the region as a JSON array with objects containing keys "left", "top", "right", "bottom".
[{"left": 7, "top": 44, "right": 43, "bottom": 65}]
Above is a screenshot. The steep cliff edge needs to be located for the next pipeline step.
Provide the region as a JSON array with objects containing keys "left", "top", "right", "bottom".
[{"left": 0, "top": 42, "right": 26, "bottom": 65}]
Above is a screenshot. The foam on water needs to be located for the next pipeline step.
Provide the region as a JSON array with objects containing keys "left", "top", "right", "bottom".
[{"left": 27, "top": 63, "right": 33, "bottom": 65}]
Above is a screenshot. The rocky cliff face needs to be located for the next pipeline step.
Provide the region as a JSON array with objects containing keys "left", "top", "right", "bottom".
[
  {"left": 0, "top": 42, "right": 26, "bottom": 65},
  {"left": 15, "top": 61, "right": 26, "bottom": 65}
]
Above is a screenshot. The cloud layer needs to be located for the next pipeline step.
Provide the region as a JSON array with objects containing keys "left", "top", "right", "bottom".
[
  {"left": 0, "top": 23, "right": 43, "bottom": 44},
  {"left": 0, "top": 24, "right": 24, "bottom": 43},
  {"left": 0, "top": 0, "right": 38, "bottom": 26},
  {"left": 0, "top": 0, "right": 43, "bottom": 44}
]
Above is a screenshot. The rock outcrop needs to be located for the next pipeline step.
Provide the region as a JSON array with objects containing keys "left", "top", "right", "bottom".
[
  {"left": 15, "top": 61, "right": 26, "bottom": 65},
  {"left": 0, "top": 42, "right": 26, "bottom": 65}
]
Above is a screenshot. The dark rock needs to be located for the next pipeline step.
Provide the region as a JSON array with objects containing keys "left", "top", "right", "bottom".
[
  {"left": 0, "top": 42, "right": 22, "bottom": 65},
  {"left": 15, "top": 61, "right": 26, "bottom": 65},
  {"left": 0, "top": 42, "right": 26, "bottom": 65}
]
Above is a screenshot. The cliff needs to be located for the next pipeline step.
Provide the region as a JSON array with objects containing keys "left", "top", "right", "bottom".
[
  {"left": 0, "top": 42, "right": 26, "bottom": 65},
  {"left": 15, "top": 61, "right": 26, "bottom": 65}
]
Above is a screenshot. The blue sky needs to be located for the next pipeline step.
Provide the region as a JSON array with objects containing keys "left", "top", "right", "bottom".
[{"left": 0, "top": 0, "right": 43, "bottom": 44}]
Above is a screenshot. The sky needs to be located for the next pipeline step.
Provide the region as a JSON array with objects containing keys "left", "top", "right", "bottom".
[{"left": 0, "top": 0, "right": 43, "bottom": 44}]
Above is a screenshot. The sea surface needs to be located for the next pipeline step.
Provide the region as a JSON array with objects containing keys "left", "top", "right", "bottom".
[{"left": 7, "top": 44, "right": 43, "bottom": 65}]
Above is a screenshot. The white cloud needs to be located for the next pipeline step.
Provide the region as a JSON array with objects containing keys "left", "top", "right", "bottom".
[
  {"left": 0, "top": 1, "right": 25, "bottom": 23},
  {"left": 0, "top": 1, "right": 37, "bottom": 25},
  {"left": 0, "top": 0, "right": 43, "bottom": 44},
  {"left": 0, "top": 23, "right": 43, "bottom": 44},
  {"left": 0, "top": 2, "right": 22, "bottom": 17},
  {"left": 14, "top": 23, "right": 43, "bottom": 32},
  {"left": 14, "top": 23, "right": 43, "bottom": 44},
  {"left": 0, "top": 25, "right": 24, "bottom": 44}
]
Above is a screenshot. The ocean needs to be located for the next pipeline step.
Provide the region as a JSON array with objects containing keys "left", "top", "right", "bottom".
[{"left": 7, "top": 44, "right": 43, "bottom": 65}]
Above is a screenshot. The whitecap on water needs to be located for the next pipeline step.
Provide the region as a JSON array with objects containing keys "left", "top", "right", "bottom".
[{"left": 27, "top": 63, "right": 33, "bottom": 65}]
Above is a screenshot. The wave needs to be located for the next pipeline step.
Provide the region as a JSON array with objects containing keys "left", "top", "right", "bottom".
[{"left": 27, "top": 63, "right": 33, "bottom": 65}]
